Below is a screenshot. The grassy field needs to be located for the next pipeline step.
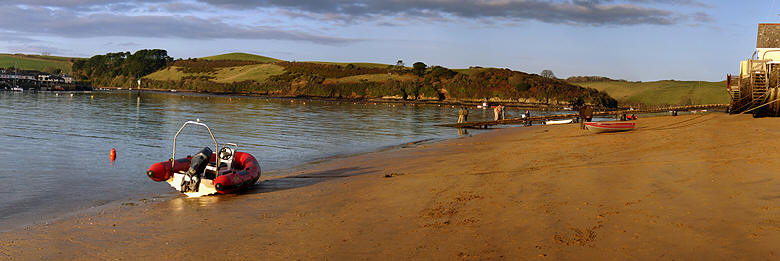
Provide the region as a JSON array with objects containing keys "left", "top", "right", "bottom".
[
  {"left": 212, "top": 64, "right": 285, "bottom": 83},
  {"left": 143, "top": 64, "right": 286, "bottom": 83},
  {"left": 0, "top": 54, "right": 75, "bottom": 73},
  {"left": 573, "top": 80, "right": 729, "bottom": 106},
  {"left": 201, "top": 52, "right": 281, "bottom": 63},
  {"left": 17, "top": 54, "right": 75, "bottom": 62},
  {"left": 143, "top": 67, "right": 187, "bottom": 81},
  {"left": 148, "top": 52, "right": 410, "bottom": 84}
]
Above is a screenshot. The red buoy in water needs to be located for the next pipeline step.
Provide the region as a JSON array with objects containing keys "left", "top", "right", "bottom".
[{"left": 109, "top": 148, "right": 117, "bottom": 161}]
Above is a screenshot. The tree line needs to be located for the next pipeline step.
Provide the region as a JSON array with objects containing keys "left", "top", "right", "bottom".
[
  {"left": 72, "top": 49, "right": 172, "bottom": 86},
  {"left": 73, "top": 50, "right": 617, "bottom": 108}
]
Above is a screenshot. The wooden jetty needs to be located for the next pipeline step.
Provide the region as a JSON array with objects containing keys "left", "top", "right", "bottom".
[{"left": 439, "top": 104, "right": 728, "bottom": 129}]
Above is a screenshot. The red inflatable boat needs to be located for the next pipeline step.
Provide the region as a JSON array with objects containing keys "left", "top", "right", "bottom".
[{"left": 146, "top": 120, "right": 261, "bottom": 196}]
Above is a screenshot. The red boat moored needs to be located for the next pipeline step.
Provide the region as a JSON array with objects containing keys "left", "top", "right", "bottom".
[{"left": 584, "top": 121, "right": 635, "bottom": 133}]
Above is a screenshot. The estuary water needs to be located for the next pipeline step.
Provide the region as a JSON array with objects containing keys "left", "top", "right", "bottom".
[{"left": 0, "top": 90, "right": 562, "bottom": 231}]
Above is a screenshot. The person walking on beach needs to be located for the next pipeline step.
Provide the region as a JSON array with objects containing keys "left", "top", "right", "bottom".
[
  {"left": 458, "top": 107, "right": 469, "bottom": 123},
  {"left": 524, "top": 110, "right": 531, "bottom": 126},
  {"left": 579, "top": 105, "right": 593, "bottom": 129}
]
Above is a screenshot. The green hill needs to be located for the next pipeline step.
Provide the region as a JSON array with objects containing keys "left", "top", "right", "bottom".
[
  {"left": 570, "top": 78, "right": 729, "bottom": 106},
  {"left": 145, "top": 63, "right": 286, "bottom": 83},
  {"left": 305, "top": 61, "right": 392, "bottom": 69},
  {"left": 144, "top": 58, "right": 400, "bottom": 84},
  {"left": 168, "top": 53, "right": 401, "bottom": 83},
  {"left": 200, "top": 52, "right": 281, "bottom": 63},
  {"left": 83, "top": 51, "right": 617, "bottom": 107},
  {"left": 0, "top": 53, "right": 77, "bottom": 73},
  {"left": 143, "top": 67, "right": 187, "bottom": 81}
]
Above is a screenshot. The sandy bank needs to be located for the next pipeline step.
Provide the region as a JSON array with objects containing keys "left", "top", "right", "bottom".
[{"left": 1, "top": 113, "right": 779, "bottom": 260}]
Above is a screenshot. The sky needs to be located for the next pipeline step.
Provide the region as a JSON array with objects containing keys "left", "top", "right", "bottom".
[{"left": 0, "top": 0, "right": 778, "bottom": 81}]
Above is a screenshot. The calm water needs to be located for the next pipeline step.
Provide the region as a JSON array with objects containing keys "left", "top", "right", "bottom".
[{"left": 0, "top": 91, "right": 564, "bottom": 231}]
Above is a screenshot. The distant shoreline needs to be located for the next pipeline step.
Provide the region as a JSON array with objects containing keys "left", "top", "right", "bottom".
[{"left": 95, "top": 86, "right": 594, "bottom": 111}]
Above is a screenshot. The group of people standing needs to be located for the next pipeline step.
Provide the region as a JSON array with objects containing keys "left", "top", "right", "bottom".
[
  {"left": 455, "top": 104, "right": 608, "bottom": 130},
  {"left": 493, "top": 105, "right": 505, "bottom": 121},
  {"left": 458, "top": 107, "right": 469, "bottom": 123},
  {"left": 494, "top": 105, "right": 531, "bottom": 123},
  {"left": 457, "top": 104, "right": 531, "bottom": 124}
]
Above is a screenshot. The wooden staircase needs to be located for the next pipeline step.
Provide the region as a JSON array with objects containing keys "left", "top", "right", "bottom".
[
  {"left": 727, "top": 74, "right": 741, "bottom": 108},
  {"left": 752, "top": 71, "right": 769, "bottom": 106}
]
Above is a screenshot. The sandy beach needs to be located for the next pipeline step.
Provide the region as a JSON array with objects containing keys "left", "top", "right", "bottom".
[{"left": 1, "top": 113, "right": 779, "bottom": 260}]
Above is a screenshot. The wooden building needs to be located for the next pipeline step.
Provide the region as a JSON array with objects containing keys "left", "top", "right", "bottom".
[{"left": 728, "top": 23, "right": 780, "bottom": 115}]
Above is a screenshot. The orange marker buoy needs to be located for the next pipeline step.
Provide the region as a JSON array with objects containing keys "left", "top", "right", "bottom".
[{"left": 109, "top": 148, "right": 117, "bottom": 161}]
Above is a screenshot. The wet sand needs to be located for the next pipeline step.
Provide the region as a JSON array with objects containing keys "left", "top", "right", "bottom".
[{"left": 2, "top": 113, "right": 779, "bottom": 260}]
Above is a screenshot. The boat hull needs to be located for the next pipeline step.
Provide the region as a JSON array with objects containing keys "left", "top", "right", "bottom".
[
  {"left": 212, "top": 151, "right": 261, "bottom": 194},
  {"left": 584, "top": 122, "right": 635, "bottom": 133},
  {"left": 546, "top": 119, "right": 573, "bottom": 125},
  {"left": 147, "top": 156, "right": 192, "bottom": 182}
]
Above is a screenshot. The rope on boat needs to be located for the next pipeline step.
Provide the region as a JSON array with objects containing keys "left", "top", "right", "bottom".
[{"left": 738, "top": 97, "right": 780, "bottom": 115}]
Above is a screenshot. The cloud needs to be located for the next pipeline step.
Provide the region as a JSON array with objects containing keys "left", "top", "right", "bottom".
[
  {"left": 14, "top": 0, "right": 160, "bottom": 7},
  {"left": 691, "top": 11, "right": 715, "bottom": 23},
  {"left": 103, "top": 41, "right": 140, "bottom": 47},
  {"left": 3, "top": 44, "right": 72, "bottom": 55},
  {"left": 0, "top": 5, "right": 351, "bottom": 44},
  {"left": 0, "top": 31, "right": 39, "bottom": 44},
  {"left": 622, "top": 0, "right": 712, "bottom": 8},
  {"left": 148, "top": 2, "right": 209, "bottom": 13},
  {"left": 197, "top": 0, "right": 713, "bottom": 26},
  {"left": 0, "top": 0, "right": 714, "bottom": 53}
]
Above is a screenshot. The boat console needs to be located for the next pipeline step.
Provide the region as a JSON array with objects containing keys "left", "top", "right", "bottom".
[{"left": 203, "top": 143, "right": 237, "bottom": 180}]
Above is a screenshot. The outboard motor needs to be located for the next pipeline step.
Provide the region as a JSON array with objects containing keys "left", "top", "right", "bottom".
[{"left": 181, "top": 147, "right": 213, "bottom": 192}]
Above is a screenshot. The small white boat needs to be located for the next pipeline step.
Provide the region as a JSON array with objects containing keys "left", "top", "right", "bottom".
[
  {"left": 10, "top": 86, "right": 23, "bottom": 91},
  {"left": 546, "top": 119, "right": 573, "bottom": 125},
  {"left": 585, "top": 122, "right": 635, "bottom": 133}
]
